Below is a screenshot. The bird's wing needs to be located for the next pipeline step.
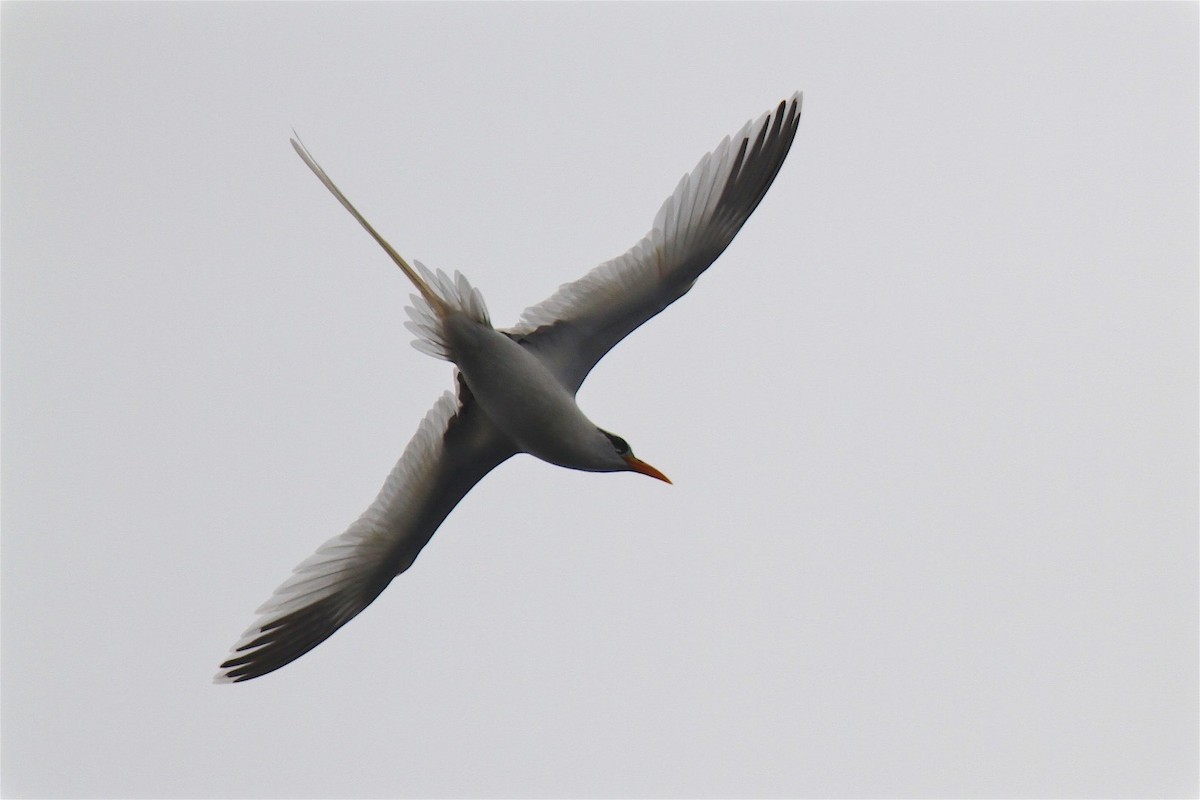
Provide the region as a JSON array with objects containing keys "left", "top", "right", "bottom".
[
  {"left": 216, "top": 386, "right": 515, "bottom": 682},
  {"left": 507, "top": 93, "right": 802, "bottom": 393}
]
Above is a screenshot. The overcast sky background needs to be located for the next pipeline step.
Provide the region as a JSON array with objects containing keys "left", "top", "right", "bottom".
[{"left": 3, "top": 3, "right": 1197, "bottom": 797}]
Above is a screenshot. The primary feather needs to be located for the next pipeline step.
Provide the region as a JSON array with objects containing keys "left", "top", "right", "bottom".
[
  {"left": 217, "top": 94, "right": 802, "bottom": 682},
  {"left": 510, "top": 93, "right": 802, "bottom": 393},
  {"left": 217, "top": 391, "right": 514, "bottom": 682}
]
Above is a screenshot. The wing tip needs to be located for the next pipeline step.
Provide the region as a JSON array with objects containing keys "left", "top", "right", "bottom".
[
  {"left": 214, "top": 648, "right": 258, "bottom": 684},
  {"left": 213, "top": 391, "right": 471, "bottom": 684}
]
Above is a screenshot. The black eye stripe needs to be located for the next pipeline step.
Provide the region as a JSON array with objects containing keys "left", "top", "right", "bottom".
[{"left": 600, "top": 430, "right": 630, "bottom": 456}]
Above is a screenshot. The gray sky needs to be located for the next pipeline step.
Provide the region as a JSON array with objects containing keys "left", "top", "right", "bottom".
[{"left": 2, "top": 2, "right": 1196, "bottom": 797}]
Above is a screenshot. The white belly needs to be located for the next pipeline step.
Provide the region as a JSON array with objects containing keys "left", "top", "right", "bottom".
[{"left": 442, "top": 313, "right": 607, "bottom": 469}]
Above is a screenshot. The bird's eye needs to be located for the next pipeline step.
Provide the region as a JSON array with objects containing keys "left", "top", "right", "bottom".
[{"left": 601, "top": 430, "right": 631, "bottom": 456}]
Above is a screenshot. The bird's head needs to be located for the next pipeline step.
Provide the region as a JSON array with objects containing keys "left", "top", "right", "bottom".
[{"left": 598, "top": 429, "right": 671, "bottom": 483}]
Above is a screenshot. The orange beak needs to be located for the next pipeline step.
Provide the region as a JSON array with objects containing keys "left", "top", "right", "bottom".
[{"left": 623, "top": 455, "right": 672, "bottom": 484}]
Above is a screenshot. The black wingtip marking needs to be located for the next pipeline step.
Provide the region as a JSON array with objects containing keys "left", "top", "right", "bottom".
[{"left": 714, "top": 93, "right": 802, "bottom": 229}]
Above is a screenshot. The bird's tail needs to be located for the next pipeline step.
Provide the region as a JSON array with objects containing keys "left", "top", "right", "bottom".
[
  {"left": 289, "top": 136, "right": 490, "bottom": 360},
  {"left": 403, "top": 262, "right": 490, "bottom": 359}
]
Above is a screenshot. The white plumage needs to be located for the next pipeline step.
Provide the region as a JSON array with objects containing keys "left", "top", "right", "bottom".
[
  {"left": 404, "top": 261, "right": 491, "bottom": 359},
  {"left": 217, "top": 93, "right": 802, "bottom": 682},
  {"left": 247, "top": 392, "right": 457, "bottom": 624}
]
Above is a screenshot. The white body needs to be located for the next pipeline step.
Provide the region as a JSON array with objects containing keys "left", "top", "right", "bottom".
[
  {"left": 442, "top": 312, "right": 618, "bottom": 470},
  {"left": 217, "top": 93, "right": 802, "bottom": 682}
]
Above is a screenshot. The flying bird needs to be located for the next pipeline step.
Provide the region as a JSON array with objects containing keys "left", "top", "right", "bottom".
[{"left": 217, "top": 93, "right": 803, "bottom": 682}]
